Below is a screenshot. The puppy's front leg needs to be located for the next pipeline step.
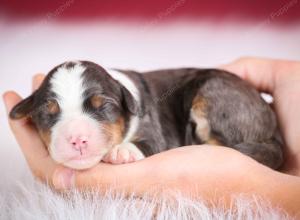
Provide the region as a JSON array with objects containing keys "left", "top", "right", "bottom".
[{"left": 102, "top": 142, "right": 145, "bottom": 164}]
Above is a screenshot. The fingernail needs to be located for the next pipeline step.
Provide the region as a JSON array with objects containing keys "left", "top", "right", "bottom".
[{"left": 53, "top": 168, "right": 75, "bottom": 190}]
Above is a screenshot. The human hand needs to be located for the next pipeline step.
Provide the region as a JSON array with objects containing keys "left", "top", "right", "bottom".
[
  {"left": 3, "top": 75, "right": 265, "bottom": 192},
  {"left": 221, "top": 57, "right": 300, "bottom": 176},
  {"left": 3, "top": 59, "right": 300, "bottom": 216}
]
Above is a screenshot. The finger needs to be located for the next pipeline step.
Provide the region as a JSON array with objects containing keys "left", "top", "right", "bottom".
[
  {"left": 52, "top": 159, "right": 145, "bottom": 191},
  {"left": 53, "top": 145, "right": 257, "bottom": 193},
  {"left": 32, "top": 73, "right": 45, "bottom": 92},
  {"left": 53, "top": 146, "right": 222, "bottom": 191},
  {"left": 3, "top": 91, "right": 57, "bottom": 181},
  {"left": 3, "top": 91, "right": 53, "bottom": 166},
  {"left": 3, "top": 91, "right": 22, "bottom": 117},
  {"left": 53, "top": 147, "right": 205, "bottom": 191},
  {"left": 220, "top": 57, "right": 278, "bottom": 93}
]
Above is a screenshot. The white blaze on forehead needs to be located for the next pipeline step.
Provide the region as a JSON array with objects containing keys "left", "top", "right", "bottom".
[
  {"left": 49, "top": 64, "right": 141, "bottom": 153},
  {"left": 107, "top": 69, "right": 140, "bottom": 103},
  {"left": 48, "top": 62, "right": 105, "bottom": 166},
  {"left": 50, "top": 63, "right": 86, "bottom": 118}
]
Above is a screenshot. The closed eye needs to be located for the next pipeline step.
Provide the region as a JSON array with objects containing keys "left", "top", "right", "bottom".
[
  {"left": 103, "top": 98, "right": 119, "bottom": 107},
  {"left": 100, "top": 101, "right": 118, "bottom": 112},
  {"left": 89, "top": 94, "right": 119, "bottom": 110}
]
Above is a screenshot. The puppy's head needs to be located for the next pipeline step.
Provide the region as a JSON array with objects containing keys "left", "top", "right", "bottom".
[{"left": 10, "top": 61, "right": 139, "bottom": 170}]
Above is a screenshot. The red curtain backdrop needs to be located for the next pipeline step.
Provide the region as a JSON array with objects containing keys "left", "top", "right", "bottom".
[{"left": 1, "top": 0, "right": 300, "bottom": 23}]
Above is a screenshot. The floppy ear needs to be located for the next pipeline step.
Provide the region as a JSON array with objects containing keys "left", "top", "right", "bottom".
[
  {"left": 121, "top": 87, "right": 140, "bottom": 116},
  {"left": 9, "top": 94, "right": 35, "bottom": 120}
]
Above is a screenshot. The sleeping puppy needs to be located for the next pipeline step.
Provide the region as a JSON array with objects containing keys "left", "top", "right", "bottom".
[{"left": 10, "top": 61, "right": 284, "bottom": 170}]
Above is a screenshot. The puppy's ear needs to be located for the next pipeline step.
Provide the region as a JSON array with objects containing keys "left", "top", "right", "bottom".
[
  {"left": 9, "top": 94, "right": 35, "bottom": 120},
  {"left": 121, "top": 87, "right": 140, "bottom": 116}
]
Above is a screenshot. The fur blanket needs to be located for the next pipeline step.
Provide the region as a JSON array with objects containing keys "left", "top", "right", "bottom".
[{"left": 0, "top": 175, "right": 291, "bottom": 220}]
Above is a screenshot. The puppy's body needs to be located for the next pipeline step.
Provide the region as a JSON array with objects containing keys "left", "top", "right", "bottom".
[
  {"left": 114, "top": 68, "right": 283, "bottom": 169},
  {"left": 10, "top": 61, "right": 283, "bottom": 170}
]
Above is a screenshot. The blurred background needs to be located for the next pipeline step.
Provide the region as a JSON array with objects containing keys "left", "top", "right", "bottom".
[{"left": 0, "top": 0, "right": 300, "bottom": 183}]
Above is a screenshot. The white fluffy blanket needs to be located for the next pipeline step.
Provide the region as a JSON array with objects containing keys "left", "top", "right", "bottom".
[{"left": 0, "top": 177, "right": 290, "bottom": 220}]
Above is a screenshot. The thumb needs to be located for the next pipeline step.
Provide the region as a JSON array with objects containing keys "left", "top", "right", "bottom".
[
  {"left": 52, "top": 167, "right": 76, "bottom": 190},
  {"left": 3, "top": 91, "right": 22, "bottom": 115},
  {"left": 52, "top": 163, "right": 118, "bottom": 191},
  {"left": 220, "top": 57, "right": 278, "bottom": 93},
  {"left": 52, "top": 162, "right": 141, "bottom": 192},
  {"left": 32, "top": 73, "right": 45, "bottom": 92}
]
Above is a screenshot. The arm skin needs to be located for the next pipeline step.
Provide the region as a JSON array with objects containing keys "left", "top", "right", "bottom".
[{"left": 3, "top": 57, "right": 300, "bottom": 217}]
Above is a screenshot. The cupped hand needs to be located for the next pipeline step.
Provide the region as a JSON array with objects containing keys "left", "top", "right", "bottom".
[
  {"left": 3, "top": 58, "right": 300, "bottom": 216},
  {"left": 3, "top": 76, "right": 264, "bottom": 192}
]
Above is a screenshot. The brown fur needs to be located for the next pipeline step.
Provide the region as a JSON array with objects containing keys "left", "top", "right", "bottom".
[
  {"left": 206, "top": 138, "right": 222, "bottom": 146},
  {"left": 47, "top": 100, "right": 60, "bottom": 115},
  {"left": 190, "top": 96, "right": 211, "bottom": 142},
  {"left": 90, "top": 95, "right": 103, "bottom": 109},
  {"left": 102, "top": 117, "right": 125, "bottom": 146}
]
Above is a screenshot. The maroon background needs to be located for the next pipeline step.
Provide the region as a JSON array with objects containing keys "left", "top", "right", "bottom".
[{"left": 1, "top": 0, "right": 300, "bottom": 23}]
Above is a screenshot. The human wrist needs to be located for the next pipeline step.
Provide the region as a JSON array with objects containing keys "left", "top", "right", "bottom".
[{"left": 249, "top": 165, "right": 300, "bottom": 217}]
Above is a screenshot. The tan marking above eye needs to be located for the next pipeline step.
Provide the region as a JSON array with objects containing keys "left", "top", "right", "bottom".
[
  {"left": 47, "top": 100, "right": 60, "bottom": 114},
  {"left": 90, "top": 95, "right": 103, "bottom": 108}
]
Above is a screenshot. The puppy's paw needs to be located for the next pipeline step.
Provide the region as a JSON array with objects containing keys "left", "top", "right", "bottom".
[{"left": 102, "top": 142, "right": 145, "bottom": 164}]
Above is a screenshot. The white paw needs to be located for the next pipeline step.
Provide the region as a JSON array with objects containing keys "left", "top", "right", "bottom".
[{"left": 102, "top": 142, "right": 145, "bottom": 164}]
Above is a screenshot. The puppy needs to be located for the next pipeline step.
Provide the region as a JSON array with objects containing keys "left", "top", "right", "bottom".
[{"left": 10, "top": 61, "right": 284, "bottom": 170}]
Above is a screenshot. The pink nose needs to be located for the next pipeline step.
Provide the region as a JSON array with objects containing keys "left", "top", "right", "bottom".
[{"left": 69, "top": 136, "right": 88, "bottom": 152}]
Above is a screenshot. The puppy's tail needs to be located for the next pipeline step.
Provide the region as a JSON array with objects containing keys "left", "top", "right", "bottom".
[{"left": 233, "top": 137, "right": 284, "bottom": 170}]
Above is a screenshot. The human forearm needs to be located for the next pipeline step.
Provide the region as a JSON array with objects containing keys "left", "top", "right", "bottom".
[
  {"left": 70, "top": 146, "right": 299, "bottom": 217},
  {"left": 260, "top": 170, "right": 300, "bottom": 218}
]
